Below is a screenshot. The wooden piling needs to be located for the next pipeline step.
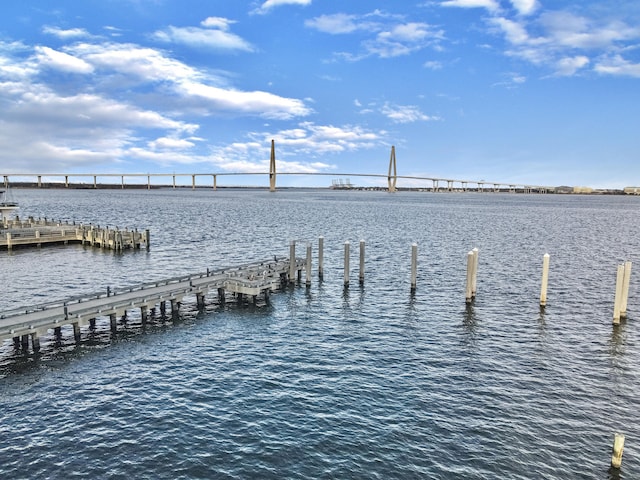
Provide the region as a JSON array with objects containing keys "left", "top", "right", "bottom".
[
  {"left": 465, "top": 251, "right": 474, "bottom": 304},
  {"left": 305, "top": 243, "right": 312, "bottom": 287},
  {"left": 359, "top": 240, "right": 365, "bottom": 286},
  {"left": 318, "top": 236, "right": 324, "bottom": 279},
  {"left": 611, "top": 433, "right": 625, "bottom": 469},
  {"left": 73, "top": 323, "right": 81, "bottom": 343},
  {"left": 621, "top": 261, "right": 632, "bottom": 318},
  {"left": 471, "top": 248, "right": 479, "bottom": 298},
  {"left": 289, "top": 240, "right": 296, "bottom": 284},
  {"left": 614, "top": 264, "right": 625, "bottom": 325},
  {"left": 344, "top": 240, "right": 350, "bottom": 288},
  {"left": 411, "top": 243, "right": 418, "bottom": 293},
  {"left": 540, "top": 253, "right": 550, "bottom": 307},
  {"left": 110, "top": 314, "right": 117, "bottom": 333}
]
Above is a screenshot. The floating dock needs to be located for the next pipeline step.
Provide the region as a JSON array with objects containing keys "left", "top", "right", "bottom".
[
  {"left": 1, "top": 216, "right": 149, "bottom": 251},
  {"left": 0, "top": 257, "right": 305, "bottom": 353}
]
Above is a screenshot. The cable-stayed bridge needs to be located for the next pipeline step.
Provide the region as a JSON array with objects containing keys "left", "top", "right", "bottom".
[{"left": 2, "top": 143, "right": 556, "bottom": 194}]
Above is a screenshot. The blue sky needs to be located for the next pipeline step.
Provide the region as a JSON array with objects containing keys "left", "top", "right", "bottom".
[{"left": 1, "top": 0, "right": 639, "bottom": 188}]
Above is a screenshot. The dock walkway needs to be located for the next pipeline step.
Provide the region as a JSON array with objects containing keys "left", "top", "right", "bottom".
[
  {"left": 1, "top": 217, "right": 149, "bottom": 251},
  {"left": 0, "top": 257, "right": 305, "bottom": 352}
]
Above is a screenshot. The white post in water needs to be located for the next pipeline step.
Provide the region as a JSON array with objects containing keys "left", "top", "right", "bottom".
[
  {"left": 540, "top": 253, "right": 550, "bottom": 307},
  {"left": 289, "top": 240, "right": 296, "bottom": 284},
  {"left": 359, "top": 240, "right": 365, "bottom": 285},
  {"left": 465, "top": 251, "right": 474, "bottom": 304},
  {"left": 621, "top": 261, "right": 632, "bottom": 318},
  {"left": 614, "top": 264, "right": 625, "bottom": 324},
  {"left": 344, "top": 241, "right": 350, "bottom": 288},
  {"left": 305, "top": 243, "right": 312, "bottom": 287},
  {"left": 318, "top": 236, "right": 324, "bottom": 279},
  {"left": 611, "top": 433, "right": 625, "bottom": 469},
  {"left": 410, "top": 243, "right": 418, "bottom": 293},
  {"left": 471, "top": 248, "right": 479, "bottom": 298}
]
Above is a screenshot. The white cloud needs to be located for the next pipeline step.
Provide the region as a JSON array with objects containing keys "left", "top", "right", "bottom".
[
  {"left": 149, "top": 137, "right": 196, "bottom": 150},
  {"left": 153, "top": 18, "right": 254, "bottom": 52},
  {"left": 42, "top": 26, "right": 90, "bottom": 39},
  {"left": 35, "top": 46, "right": 94, "bottom": 74},
  {"left": 381, "top": 103, "right": 439, "bottom": 123},
  {"left": 253, "top": 0, "right": 312, "bottom": 15},
  {"left": 555, "top": 55, "right": 589, "bottom": 76},
  {"left": 440, "top": 0, "right": 499, "bottom": 12},
  {"left": 509, "top": 0, "right": 538, "bottom": 16},
  {"left": 595, "top": 55, "right": 640, "bottom": 78},
  {"left": 208, "top": 122, "right": 386, "bottom": 172},
  {"left": 307, "top": 13, "right": 444, "bottom": 59},
  {"left": 178, "top": 81, "right": 311, "bottom": 119},
  {"left": 305, "top": 14, "right": 366, "bottom": 34}
]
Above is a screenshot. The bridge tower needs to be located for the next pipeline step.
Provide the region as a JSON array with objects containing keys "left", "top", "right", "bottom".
[
  {"left": 269, "top": 139, "right": 276, "bottom": 192},
  {"left": 388, "top": 145, "right": 397, "bottom": 193}
]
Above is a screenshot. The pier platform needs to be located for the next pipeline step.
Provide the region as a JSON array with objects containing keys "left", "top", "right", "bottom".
[
  {"left": 1, "top": 216, "right": 149, "bottom": 251},
  {"left": 0, "top": 257, "right": 305, "bottom": 353}
]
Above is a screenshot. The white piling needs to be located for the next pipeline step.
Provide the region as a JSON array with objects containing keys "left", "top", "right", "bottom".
[
  {"left": 465, "top": 251, "right": 474, "bottom": 304},
  {"left": 410, "top": 243, "right": 418, "bottom": 293},
  {"left": 305, "top": 243, "right": 312, "bottom": 287},
  {"left": 614, "top": 264, "right": 625, "bottom": 324},
  {"left": 471, "top": 248, "right": 479, "bottom": 298},
  {"left": 359, "top": 240, "right": 365, "bottom": 285},
  {"left": 621, "top": 261, "right": 632, "bottom": 318},
  {"left": 318, "top": 236, "right": 324, "bottom": 279},
  {"left": 289, "top": 240, "right": 296, "bottom": 284},
  {"left": 540, "top": 253, "right": 550, "bottom": 307},
  {"left": 344, "top": 241, "right": 350, "bottom": 288},
  {"left": 611, "top": 433, "right": 625, "bottom": 469}
]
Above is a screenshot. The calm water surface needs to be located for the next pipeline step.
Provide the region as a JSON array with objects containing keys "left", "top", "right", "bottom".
[{"left": 1, "top": 188, "right": 639, "bottom": 479}]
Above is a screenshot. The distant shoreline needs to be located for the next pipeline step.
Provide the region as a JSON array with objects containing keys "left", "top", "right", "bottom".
[{"left": 3, "top": 182, "right": 634, "bottom": 195}]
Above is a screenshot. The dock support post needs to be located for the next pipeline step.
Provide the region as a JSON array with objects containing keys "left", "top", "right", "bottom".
[
  {"left": 192, "top": 174, "right": 196, "bottom": 190},
  {"left": 6, "top": 232, "right": 11, "bottom": 251},
  {"left": 213, "top": 174, "right": 217, "bottom": 191},
  {"left": 13, "top": 336, "right": 20, "bottom": 349},
  {"left": 540, "top": 253, "right": 550, "bottom": 307},
  {"left": 54, "top": 326, "right": 62, "bottom": 337},
  {"left": 93, "top": 175, "right": 97, "bottom": 189},
  {"left": 145, "top": 229, "right": 150, "bottom": 250},
  {"left": 318, "top": 236, "right": 324, "bottom": 279},
  {"left": 289, "top": 240, "right": 296, "bottom": 284},
  {"left": 170, "top": 299, "right": 178, "bottom": 315},
  {"left": 110, "top": 314, "right": 117, "bottom": 333},
  {"left": 89, "top": 318, "right": 96, "bottom": 330},
  {"left": 73, "top": 323, "right": 81, "bottom": 343},
  {"left": 37, "top": 175, "right": 42, "bottom": 188},
  {"left": 344, "top": 240, "right": 350, "bottom": 288},
  {"left": 21, "top": 334, "right": 29, "bottom": 351},
  {"left": 218, "top": 288, "right": 226, "bottom": 304},
  {"left": 31, "top": 333, "right": 41, "bottom": 353},
  {"left": 305, "top": 243, "right": 312, "bottom": 287},
  {"left": 359, "top": 240, "right": 365, "bottom": 286},
  {"left": 196, "top": 293, "right": 205, "bottom": 310},
  {"left": 611, "top": 433, "right": 625, "bottom": 469},
  {"left": 147, "top": 175, "right": 151, "bottom": 190},
  {"left": 411, "top": 243, "right": 418, "bottom": 293},
  {"left": 160, "top": 301, "right": 166, "bottom": 315},
  {"left": 465, "top": 251, "right": 474, "bottom": 304},
  {"left": 237, "top": 293, "right": 244, "bottom": 306},
  {"left": 141, "top": 306, "right": 148, "bottom": 325}
]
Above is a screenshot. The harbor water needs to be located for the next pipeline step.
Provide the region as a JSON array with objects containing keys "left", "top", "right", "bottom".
[{"left": 1, "top": 188, "right": 639, "bottom": 478}]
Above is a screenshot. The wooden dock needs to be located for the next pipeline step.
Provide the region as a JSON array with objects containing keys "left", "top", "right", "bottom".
[
  {"left": 0, "top": 257, "right": 305, "bottom": 353},
  {"left": 1, "top": 216, "right": 149, "bottom": 251}
]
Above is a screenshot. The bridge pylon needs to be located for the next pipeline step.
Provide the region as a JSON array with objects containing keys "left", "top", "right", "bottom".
[
  {"left": 388, "top": 145, "right": 397, "bottom": 193},
  {"left": 269, "top": 139, "right": 276, "bottom": 192}
]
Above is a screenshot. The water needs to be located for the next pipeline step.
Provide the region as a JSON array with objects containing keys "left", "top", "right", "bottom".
[{"left": 1, "top": 188, "right": 639, "bottom": 478}]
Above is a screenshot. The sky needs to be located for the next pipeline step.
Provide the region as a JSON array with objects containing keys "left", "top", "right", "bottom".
[{"left": 1, "top": 0, "right": 639, "bottom": 189}]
